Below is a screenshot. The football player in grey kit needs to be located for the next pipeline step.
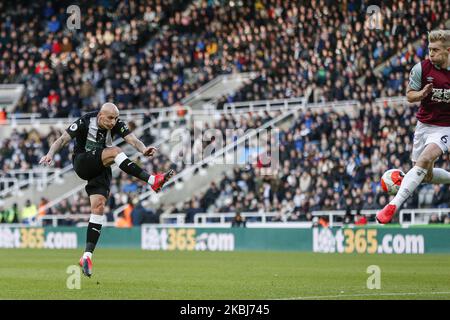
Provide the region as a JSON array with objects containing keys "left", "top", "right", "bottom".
[
  {"left": 40, "top": 103, "right": 174, "bottom": 276},
  {"left": 377, "top": 30, "right": 450, "bottom": 224}
]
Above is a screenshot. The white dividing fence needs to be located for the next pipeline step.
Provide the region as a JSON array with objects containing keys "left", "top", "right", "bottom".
[{"left": 4, "top": 207, "right": 447, "bottom": 228}]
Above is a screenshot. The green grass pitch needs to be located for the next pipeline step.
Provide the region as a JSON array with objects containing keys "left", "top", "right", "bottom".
[{"left": 1, "top": 249, "right": 450, "bottom": 300}]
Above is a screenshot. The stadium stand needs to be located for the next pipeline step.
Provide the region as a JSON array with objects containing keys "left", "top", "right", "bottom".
[
  {"left": 2, "top": 0, "right": 449, "bottom": 116},
  {"left": 0, "top": 0, "right": 189, "bottom": 116}
]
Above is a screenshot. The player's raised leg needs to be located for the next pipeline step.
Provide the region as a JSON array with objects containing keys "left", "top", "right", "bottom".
[
  {"left": 377, "top": 143, "right": 442, "bottom": 224},
  {"left": 416, "top": 155, "right": 450, "bottom": 185},
  {"left": 427, "top": 166, "right": 450, "bottom": 184},
  {"left": 101, "top": 147, "right": 174, "bottom": 192},
  {"left": 79, "top": 194, "right": 106, "bottom": 277}
]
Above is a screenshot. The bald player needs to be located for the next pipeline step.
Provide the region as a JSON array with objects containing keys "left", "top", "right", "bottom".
[
  {"left": 40, "top": 103, "right": 174, "bottom": 277},
  {"left": 377, "top": 30, "right": 450, "bottom": 224}
]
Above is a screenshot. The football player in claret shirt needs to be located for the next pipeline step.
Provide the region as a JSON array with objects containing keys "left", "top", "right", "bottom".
[
  {"left": 40, "top": 103, "right": 174, "bottom": 277},
  {"left": 377, "top": 30, "right": 450, "bottom": 224}
]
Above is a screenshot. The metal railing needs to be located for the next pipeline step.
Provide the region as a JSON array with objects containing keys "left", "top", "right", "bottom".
[
  {"left": 0, "top": 168, "right": 64, "bottom": 197},
  {"left": 312, "top": 208, "right": 450, "bottom": 227},
  {"left": 157, "top": 211, "right": 301, "bottom": 225},
  {"left": 4, "top": 207, "right": 447, "bottom": 228},
  {"left": 223, "top": 98, "right": 359, "bottom": 115},
  {"left": 399, "top": 208, "right": 450, "bottom": 225},
  {"left": 34, "top": 214, "right": 115, "bottom": 227},
  {"left": 37, "top": 214, "right": 90, "bottom": 227},
  {"left": 223, "top": 97, "right": 305, "bottom": 113},
  {"left": 180, "top": 72, "right": 258, "bottom": 106},
  {"left": 5, "top": 105, "right": 191, "bottom": 126},
  {"left": 193, "top": 212, "right": 280, "bottom": 224},
  {"left": 0, "top": 84, "right": 24, "bottom": 112},
  {"left": 159, "top": 213, "right": 188, "bottom": 224},
  {"left": 373, "top": 96, "right": 413, "bottom": 106},
  {"left": 158, "top": 208, "right": 450, "bottom": 227},
  {"left": 310, "top": 210, "right": 379, "bottom": 228}
]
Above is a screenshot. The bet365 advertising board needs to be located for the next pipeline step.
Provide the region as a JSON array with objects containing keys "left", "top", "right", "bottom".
[{"left": 1, "top": 225, "right": 449, "bottom": 254}]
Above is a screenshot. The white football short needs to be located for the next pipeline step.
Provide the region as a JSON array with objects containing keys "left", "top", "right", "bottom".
[{"left": 411, "top": 120, "right": 450, "bottom": 162}]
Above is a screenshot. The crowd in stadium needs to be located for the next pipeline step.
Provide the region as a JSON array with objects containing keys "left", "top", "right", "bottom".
[
  {"left": 1, "top": 0, "right": 450, "bottom": 225},
  {"left": 1, "top": 0, "right": 449, "bottom": 117},
  {"left": 0, "top": 0, "right": 188, "bottom": 117},
  {"left": 0, "top": 127, "right": 71, "bottom": 172}
]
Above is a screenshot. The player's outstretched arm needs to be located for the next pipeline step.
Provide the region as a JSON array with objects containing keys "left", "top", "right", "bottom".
[
  {"left": 124, "top": 133, "right": 157, "bottom": 157},
  {"left": 406, "top": 83, "right": 433, "bottom": 103},
  {"left": 39, "top": 131, "right": 72, "bottom": 166}
]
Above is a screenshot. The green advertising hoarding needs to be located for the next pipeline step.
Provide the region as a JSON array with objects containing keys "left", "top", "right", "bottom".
[
  {"left": 140, "top": 226, "right": 311, "bottom": 251},
  {"left": 0, "top": 226, "right": 140, "bottom": 249},
  {"left": 1, "top": 225, "right": 450, "bottom": 254}
]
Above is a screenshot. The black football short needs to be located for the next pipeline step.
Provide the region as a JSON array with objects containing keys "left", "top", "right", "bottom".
[{"left": 73, "top": 149, "right": 112, "bottom": 198}]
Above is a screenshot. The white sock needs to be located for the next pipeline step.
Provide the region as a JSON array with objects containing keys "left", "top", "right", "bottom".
[
  {"left": 89, "top": 213, "right": 104, "bottom": 225},
  {"left": 148, "top": 175, "right": 155, "bottom": 185},
  {"left": 430, "top": 168, "right": 450, "bottom": 184},
  {"left": 390, "top": 166, "right": 427, "bottom": 207},
  {"left": 83, "top": 252, "right": 92, "bottom": 260},
  {"left": 114, "top": 152, "right": 128, "bottom": 166}
]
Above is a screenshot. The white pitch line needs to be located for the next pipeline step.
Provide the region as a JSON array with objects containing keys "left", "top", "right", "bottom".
[{"left": 278, "top": 291, "right": 450, "bottom": 300}]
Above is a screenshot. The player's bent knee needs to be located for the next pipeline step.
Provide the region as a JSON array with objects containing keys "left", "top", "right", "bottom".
[
  {"left": 108, "top": 146, "right": 122, "bottom": 157},
  {"left": 416, "top": 161, "right": 428, "bottom": 170},
  {"left": 91, "top": 199, "right": 106, "bottom": 214},
  {"left": 421, "top": 144, "right": 443, "bottom": 161},
  {"left": 91, "top": 203, "right": 105, "bottom": 214},
  {"left": 416, "top": 157, "right": 434, "bottom": 169},
  {"left": 423, "top": 171, "right": 434, "bottom": 183},
  {"left": 102, "top": 146, "right": 122, "bottom": 165}
]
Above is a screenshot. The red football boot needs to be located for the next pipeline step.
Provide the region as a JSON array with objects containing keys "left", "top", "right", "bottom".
[
  {"left": 151, "top": 169, "right": 175, "bottom": 193},
  {"left": 79, "top": 256, "right": 93, "bottom": 277},
  {"left": 376, "top": 204, "right": 397, "bottom": 224}
]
